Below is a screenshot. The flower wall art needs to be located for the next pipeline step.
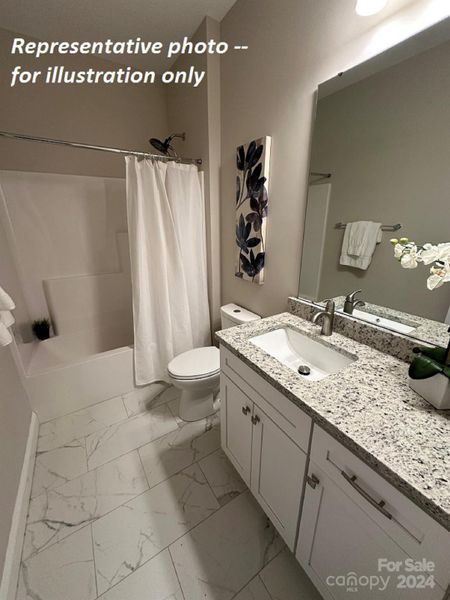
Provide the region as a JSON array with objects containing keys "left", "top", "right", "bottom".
[{"left": 235, "top": 136, "right": 271, "bottom": 284}]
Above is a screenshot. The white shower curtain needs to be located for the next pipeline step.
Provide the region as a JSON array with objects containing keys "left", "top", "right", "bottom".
[{"left": 126, "top": 157, "right": 211, "bottom": 385}]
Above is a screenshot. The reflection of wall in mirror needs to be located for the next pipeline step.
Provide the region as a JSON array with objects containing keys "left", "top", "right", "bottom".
[{"left": 309, "top": 39, "right": 450, "bottom": 322}]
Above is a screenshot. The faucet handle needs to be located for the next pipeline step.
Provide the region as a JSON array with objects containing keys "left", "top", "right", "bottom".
[
  {"left": 323, "top": 299, "right": 335, "bottom": 313},
  {"left": 346, "top": 289, "right": 362, "bottom": 302}
]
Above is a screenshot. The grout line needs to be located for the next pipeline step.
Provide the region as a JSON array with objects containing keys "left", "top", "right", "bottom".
[
  {"left": 22, "top": 438, "right": 225, "bottom": 564},
  {"left": 120, "top": 395, "right": 130, "bottom": 418},
  {"left": 39, "top": 393, "right": 127, "bottom": 426},
  {"left": 89, "top": 524, "right": 99, "bottom": 599},
  {"left": 260, "top": 574, "right": 275, "bottom": 599},
  {"left": 137, "top": 447, "right": 151, "bottom": 490},
  {"left": 168, "top": 546, "right": 186, "bottom": 600}
]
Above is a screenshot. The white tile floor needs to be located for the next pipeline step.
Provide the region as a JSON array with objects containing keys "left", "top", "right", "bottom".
[{"left": 17, "top": 386, "right": 321, "bottom": 600}]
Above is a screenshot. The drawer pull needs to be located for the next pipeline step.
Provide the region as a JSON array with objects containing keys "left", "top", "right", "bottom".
[
  {"left": 306, "top": 474, "right": 320, "bottom": 489},
  {"left": 341, "top": 471, "right": 392, "bottom": 520},
  {"left": 241, "top": 406, "right": 251, "bottom": 416},
  {"left": 251, "top": 414, "right": 260, "bottom": 425}
]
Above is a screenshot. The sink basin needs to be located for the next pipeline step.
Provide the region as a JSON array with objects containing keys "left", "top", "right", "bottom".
[
  {"left": 250, "top": 327, "right": 355, "bottom": 381},
  {"left": 339, "top": 308, "right": 416, "bottom": 335}
]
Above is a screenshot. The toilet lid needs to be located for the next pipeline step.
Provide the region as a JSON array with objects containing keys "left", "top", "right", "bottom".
[{"left": 168, "top": 346, "right": 220, "bottom": 380}]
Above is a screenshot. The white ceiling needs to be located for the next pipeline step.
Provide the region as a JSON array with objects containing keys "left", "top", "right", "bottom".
[{"left": 0, "top": 0, "right": 238, "bottom": 71}]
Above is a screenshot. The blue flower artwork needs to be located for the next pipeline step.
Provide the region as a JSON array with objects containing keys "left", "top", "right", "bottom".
[{"left": 235, "top": 136, "right": 271, "bottom": 284}]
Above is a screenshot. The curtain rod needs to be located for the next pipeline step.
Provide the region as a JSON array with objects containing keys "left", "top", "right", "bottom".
[{"left": 0, "top": 131, "right": 202, "bottom": 166}]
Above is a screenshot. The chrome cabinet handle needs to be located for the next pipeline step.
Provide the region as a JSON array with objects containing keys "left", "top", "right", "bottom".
[
  {"left": 341, "top": 471, "right": 392, "bottom": 520},
  {"left": 251, "top": 414, "right": 260, "bottom": 425},
  {"left": 241, "top": 406, "right": 251, "bottom": 416},
  {"left": 306, "top": 474, "right": 320, "bottom": 489}
]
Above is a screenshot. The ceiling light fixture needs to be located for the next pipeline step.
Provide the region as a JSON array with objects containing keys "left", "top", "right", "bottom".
[{"left": 355, "top": 0, "right": 388, "bottom": 16}]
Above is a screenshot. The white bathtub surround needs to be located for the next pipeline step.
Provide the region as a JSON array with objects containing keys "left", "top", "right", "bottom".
[
  {"left": 126, "top": 157, "right": 210, "bottom": 385},
  {"left": 17, "top": 527, "right": 96, "bottom": 600},
  {"left": 24, "top": 343, "right": 136, "bottom": 422},
  {"left": 22, "top": 451, "right": 148, "bottom": 560},
  {"left": 85, "top": 403, "right": 179, "bottom": 470},
  {"left": 92, "top": 463, "right": 219, "bottom": 594}
]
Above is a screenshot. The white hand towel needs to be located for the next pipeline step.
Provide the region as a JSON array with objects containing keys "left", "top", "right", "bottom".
[
  {"left": 0, "top": 285, "right": 15, "bottom": 311},
  {"left": 0, "top": 322, "right": 13, "bottom": 347},
  {"left": 445, "top": 305, "right": 450, "bottom": 325},
  {"left": 0, "top": 310, "right": 14, "bottom": 328},
  {"left": 340, "top": 221, "right": 382, "bottom": 270}
]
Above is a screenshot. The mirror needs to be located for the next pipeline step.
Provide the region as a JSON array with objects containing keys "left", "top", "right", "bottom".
[{"left": 299, "top": 26, "right": 450, "bottom": 348}]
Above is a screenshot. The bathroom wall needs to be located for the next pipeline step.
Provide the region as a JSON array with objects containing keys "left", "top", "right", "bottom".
[
  {"left": 0, "top": 25, "right": 168, "bottom": 346},
  {"left": 0, "top": 170, "right": 132, "bottom": 347},
  {"left": 0, "top": 346, "right": 32, "bottom": 581},
  {"left": 0, "top": 27, "right": 168, "bottom": 178},
  {"left": 219, "top": 0, "right": 450, "bottom": 317},
  {"left": 166, "top": 17, "right": 222, "bottom": 332},
  {"left": 312, "top": 39, "right": 450, "bottom": 321}
]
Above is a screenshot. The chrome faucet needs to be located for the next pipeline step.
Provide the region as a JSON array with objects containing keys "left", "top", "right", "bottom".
[
  {"left": 344, "top": 289, "right": 365, "bottom": 315},
  {"left": 312, "top": 299, "right": 335, "bottom": 336}
]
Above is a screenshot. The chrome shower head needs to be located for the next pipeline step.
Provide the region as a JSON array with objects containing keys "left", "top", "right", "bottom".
[{"left": 149, "top": 132, "right": 186, "bottom": 157}]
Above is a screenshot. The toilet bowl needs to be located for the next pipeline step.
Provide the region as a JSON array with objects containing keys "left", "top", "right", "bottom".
[
  {"left": 168, "top": 304, "right": 260, "bottom": 422},
  {"left": 168, "top": 346, "right": 220, "bottom": 422}
]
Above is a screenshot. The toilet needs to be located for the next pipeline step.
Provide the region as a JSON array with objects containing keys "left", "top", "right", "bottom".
[{"left": 168, "top": 304, "right": 260, "bottom": 422}]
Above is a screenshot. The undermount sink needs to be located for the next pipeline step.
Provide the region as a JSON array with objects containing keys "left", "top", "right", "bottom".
[
  {"left": 250, "top": 327, "right": 356, "bottom": 381},
  {"left": 339, "top": 308, "right": 416, "bottom": 335}
]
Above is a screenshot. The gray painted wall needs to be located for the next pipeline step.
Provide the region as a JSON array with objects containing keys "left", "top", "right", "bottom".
[{"left": 219, "top": 0, "right": 450, "bottom": 318}]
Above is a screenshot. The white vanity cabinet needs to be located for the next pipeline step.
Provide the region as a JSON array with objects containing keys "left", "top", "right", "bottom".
[
  {"left": 220, "top": 347, "right": 312, "bottom": 550},
  {"left": 219, "top": 346, "right": 450, "bottom": 600},
  {"left": 297, "top": 427, "right": 450, "bottom": 600}
]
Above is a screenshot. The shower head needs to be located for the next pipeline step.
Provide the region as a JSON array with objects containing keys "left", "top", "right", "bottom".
[{"left": 149, "top": 132, "right": 186, "bottom": 157}]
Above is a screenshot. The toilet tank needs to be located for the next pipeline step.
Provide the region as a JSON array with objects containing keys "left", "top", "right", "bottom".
[{"left": 220, "top": 303, "right": 261, "bottom": 329}]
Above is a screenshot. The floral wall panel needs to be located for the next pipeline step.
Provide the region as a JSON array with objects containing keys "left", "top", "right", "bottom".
[{"left": 235, "top": 136, "right": 271, "bottom": 284}]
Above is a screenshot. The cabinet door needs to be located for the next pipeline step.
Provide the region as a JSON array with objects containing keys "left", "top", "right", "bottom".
[
  {"left": 250, "top": 406, "right": 307, "bottom": 550},
  {"left": 220, "top": 374, "right": 253, "bottom": 486},
  {"left": 297, "top": 465, "right": 445, "bottom": 600}
]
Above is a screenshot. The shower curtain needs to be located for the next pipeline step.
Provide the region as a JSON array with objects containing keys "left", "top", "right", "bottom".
[{"left": 126, "top": 157, "right": 211, "bottom": 385}]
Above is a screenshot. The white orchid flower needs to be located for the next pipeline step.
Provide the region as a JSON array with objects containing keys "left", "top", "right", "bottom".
[
  {"left": 400, "top": 244, "right": 419, "bottom": 269},
  {"left": 393, "top": 243, "right": 404, "bottom": 259},
  {"left": 420, "top": 242, "right": 450, "bottom": 265},
  {"left": 426, "top": 264, "right": 450, "bottom": 290}
]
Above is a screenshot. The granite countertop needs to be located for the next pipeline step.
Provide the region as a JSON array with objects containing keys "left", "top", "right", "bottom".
[
  {"left": 330, "top": 296, "right": 449, "bottom": 347},
  {"left": 216, "top": 312, "right": 450, "bottom": 531}
]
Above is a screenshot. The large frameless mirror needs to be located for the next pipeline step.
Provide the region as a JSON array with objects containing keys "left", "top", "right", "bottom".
[{"left": 298, "top": 22, "right": 450, "bottom": 347}]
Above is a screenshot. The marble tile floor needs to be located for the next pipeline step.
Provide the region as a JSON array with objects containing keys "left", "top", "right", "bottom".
[{"left": 16, "top": 385, "right": 321, "bottom": 600}]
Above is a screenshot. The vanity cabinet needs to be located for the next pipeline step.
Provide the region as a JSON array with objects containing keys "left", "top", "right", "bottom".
[
  {"left": 220, "top": 347, "right": 312, "bottom": 550},
  {"left": 297, "top": 427, "right": 450, "bottom": 600},
  {"left": 219, "top": 346, "right": 450, "bottom": 600}
]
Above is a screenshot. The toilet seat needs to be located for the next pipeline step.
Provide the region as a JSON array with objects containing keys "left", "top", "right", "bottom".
[{"left": 168, "top": 346, "right": 220, "bottom": 381}]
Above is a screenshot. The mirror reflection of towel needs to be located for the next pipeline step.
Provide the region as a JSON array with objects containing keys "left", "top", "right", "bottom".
[
  {"left": 340, "top": 221, "right": 382, "bottom": 270},
  {"left": 445, "top": 305, "right": 450, "bottom": 325}
]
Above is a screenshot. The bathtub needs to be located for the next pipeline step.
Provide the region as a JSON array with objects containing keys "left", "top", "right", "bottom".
[{"left": 17, "top": 328, "right": 137, "bottom": 422}]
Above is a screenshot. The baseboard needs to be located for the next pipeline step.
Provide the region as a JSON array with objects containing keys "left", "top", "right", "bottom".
[{"left": 0, "top": 412, "right": 38, "bottom": 600}]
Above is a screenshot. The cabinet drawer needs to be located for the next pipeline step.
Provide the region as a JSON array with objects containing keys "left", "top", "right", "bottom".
[
  {"left": 220, "top": 346, "right": 312, "bottom": 452},
  {"left": 310, "top": 425, "right": 450, "bottom": 590}
]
